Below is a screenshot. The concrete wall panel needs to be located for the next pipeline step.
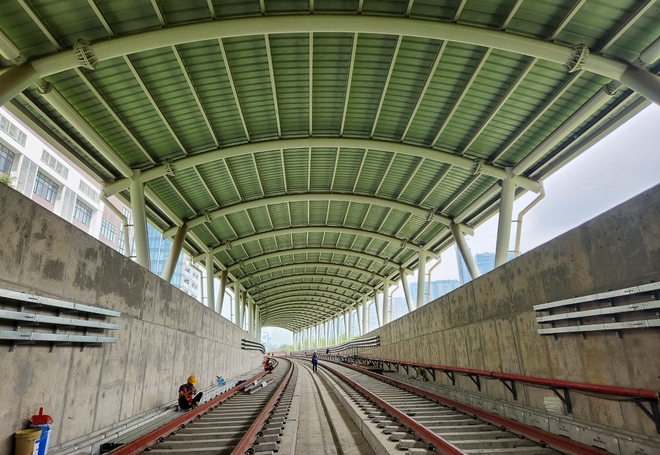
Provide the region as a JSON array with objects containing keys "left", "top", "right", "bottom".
[
  {"left": 0, "top": 185, "right": 262, "bottom": 453},
  {"left": 364, "top": 184, "right": 660, "bottom": 438}
]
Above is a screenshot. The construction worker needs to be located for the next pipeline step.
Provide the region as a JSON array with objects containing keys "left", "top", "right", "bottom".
[
  {"left": 263, "top": 355, "right": 274, "bottom": 373},
  {"left": 178, "top": 375, "right": 203, "bottom": 410}
]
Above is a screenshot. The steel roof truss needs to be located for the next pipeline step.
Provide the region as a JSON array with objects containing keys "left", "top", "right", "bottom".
[
  {"left": 171, "top": 45, "right": 219, "bottom": 148},
  {"left": 217, "top": 38, "right": 250, "bottom": 141},
  {"left": 193, "top": 167, "right": 219, "bottom": 207},
  {"left": 340, "top": 33, "right": 358, "bottom": 136},
  {"left": 17, "top": 0, "right": 63, "bottom": 51},
  {"left": 123, "top": 55, "right": 188, "bottom": 155},
  {"left": 401, "top": 40, "right": 447, "bottom": 142},
  {"left": 73, "top": 68, "right": 156, "bottom": 166},
  {"left": 263, "top": 34, "right": 281, "bottom": 138},
  {"left": 371, "top": 35, "right": 402, "bottom": 138},
  {"left": 431, "top": 47, "right": 493, "bottom": 148}
]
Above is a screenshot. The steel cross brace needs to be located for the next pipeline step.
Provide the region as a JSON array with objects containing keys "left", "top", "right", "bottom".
[
  {"left": 444, "top": 370, "right": 455, "bottom": 385},
  {"left": 633, "top": 399, "right": 660, "bottom": 433},
  {"left": 551, "top": 387, "right": 572, "bottom": 414},
  {"left": 500, "top": 379, "right": 517, "bottom": 400}
]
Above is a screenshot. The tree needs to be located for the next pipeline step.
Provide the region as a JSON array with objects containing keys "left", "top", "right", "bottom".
[{"left": 0, "top": 173, "right": 14, "bottom": 187}]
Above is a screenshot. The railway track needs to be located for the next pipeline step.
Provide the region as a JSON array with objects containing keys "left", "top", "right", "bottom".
[
  {"left": 319, "top": 360, "right": 610, "bottom": 455},
  {"left": 105, "top": 357, "right": 634, "bottom": 455},
  {"left": 107, "top": 358, "right": 296, "bottom": 455}
]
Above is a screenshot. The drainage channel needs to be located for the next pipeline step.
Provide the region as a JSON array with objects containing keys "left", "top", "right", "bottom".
[
  {"left": 106, "top": 358, "right": 295, "bottom": 455},
  {"left": 322, "top": 361, "right": 611, "bottom": 455}
]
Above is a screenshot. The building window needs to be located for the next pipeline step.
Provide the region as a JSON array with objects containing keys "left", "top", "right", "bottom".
[
  {"left": 0, "top": 144, "right": 14, "bottom": 174},
  {"left": 78, "top": 180, "right": 99, "bottom": 201},
  {"left": 100, "top": 218, "right": 117, "bottom": 242},
  {"left": 118, "top": 228, "right": 125, "bottom": 254},
  {"left": 73, "top": 199, "right": 93, "bottom": 226},
  {"left": 40, "top": 149, "right": 69, "bottom": 179},
  {"left": 33, "top": 171, "right": 58, "bottom": 204},
  {"left": 0, "top": 114, "right": 27, "bottom": 146}
]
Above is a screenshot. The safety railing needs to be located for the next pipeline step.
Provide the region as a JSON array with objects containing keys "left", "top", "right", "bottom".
[
  {"left": 0, "top": 288, "right": 120, "bottom": 351},
  {"left": 292, "top": 335, "right": 380, "bottom": 357},
  {"left": 345, "top": 355, "right": 660, "bottom": 433},
  {"left": 534, "top": 281, "right": 660, "bottom": 336}
]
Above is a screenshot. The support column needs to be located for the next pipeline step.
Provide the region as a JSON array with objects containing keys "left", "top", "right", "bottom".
[
  {"left": 335, "top": 315, "right": 340, "bottom": 344},
  {"left": 374, "top": 289, "right": 382, "bottom": 328},
  {"left": 495, "top": 172, "right": 515, "bottom": 267},
  {"left": 206, "top": 254, "right": 215, "bottom": 309},
  {"left": 325, "top": 321, "right": 329, "bottom": 347},
  {"left": 356, "top": 303, "right": 363, "bottom": 336},
  {"left": 345, "top": 310, "right": 350, "bottom": 341},
  {"left": 0, "top": 64, "right": 39, "bottom": 107},
  {"left": 417, "top": 251, "right": 427, "bottom": 309},
  {"left": 400, "top": 268, "right": 414, "bottom": 313},
  {"left": 163, "top": 224, "right": 187, "bottom": 283},
  {"left": 247, "top": 301, "right": 254, "bottom": 336},
  {"left": 129, "top": 171, "right": 150, "bottom": 268},
  {"left": 361, "top": 301, "right": 368, "bottom": 335},
  {"left": 450, "top": 222, "right": 481, "bottom": 280},
  {"left": 216, "top": 270, "right": 228, "bottom": 314},
  {"left": 233, "top": 284, "right": 241, "bottom": 326},
  {"left": 382, "top": 279, "right": 390, "bottom": 325}
]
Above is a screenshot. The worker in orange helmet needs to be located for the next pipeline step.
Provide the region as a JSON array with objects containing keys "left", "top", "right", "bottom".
[{"left": 178, "top": 375, "right": 203, "bottom": 410}]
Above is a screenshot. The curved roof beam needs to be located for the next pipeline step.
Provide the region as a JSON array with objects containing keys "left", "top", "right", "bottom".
[
  {"left": 239, "top": 262, "right": 384, "bottom": 285},
  {"left": 259, "top": 294, "right": 353, "bottom": 315},
  {"left": 106, "top": 138, "right": 539, "bottom": 197},
  {"left": 262, "top": 305, "right": 338, "bottom": 321},
  {"left": 227, "top": 247, "right": 401, "bottom": 274},
  {"left": 252, "top": 282, "right": 364, "bottom": 300},
  {"left": 202, "top": 226, "right": 429, "bottom": 263},
  {"left": 260, "top": 293, "right": 353, "bottom": 310},
  {"left": 163, "top": 193, "right": 452, "bottom": 239},
  {"left": 246, "top": 273, "right": 373, "bottom": 294},
  {"left": 6, "top": 15, "right": 650, "bottom": 108}
]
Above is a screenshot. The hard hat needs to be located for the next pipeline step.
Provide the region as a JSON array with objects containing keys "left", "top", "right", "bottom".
[
  {"left": 187, "top": 375, "right": 197, "bottom": 385},
  {"left": 267, "top": 355, "right": 272, "bottom": 359}
]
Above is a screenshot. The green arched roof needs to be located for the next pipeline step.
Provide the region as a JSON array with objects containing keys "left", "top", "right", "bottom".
[{"left": 1, "top": 0, "right": 658, "bottom": 330}]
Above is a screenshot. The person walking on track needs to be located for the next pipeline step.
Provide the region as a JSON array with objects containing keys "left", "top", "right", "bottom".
[{"left": 312, "top": 351, "right": 319, "bottom": 372}]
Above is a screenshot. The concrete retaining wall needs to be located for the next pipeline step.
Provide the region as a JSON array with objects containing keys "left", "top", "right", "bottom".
[
  {"left": 365, "top": 184, "right": 660, "bottom": 437},
  {"left": 0, "top": 184, "right": 262, "bottom": 453}
]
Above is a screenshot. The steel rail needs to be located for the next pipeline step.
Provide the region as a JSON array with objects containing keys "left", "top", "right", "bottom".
[
  {"left": 324, "top": 360, "right": 609, "bottom": 455},
  {"left": 356, "top": 356, "right": 659, "bottom": 401},
  {"left": 107, "top": 370, "right": 270, "bottom": 455},
  {"left": 230, "top": 359, "right": 295, "bottom": 454},
  {"left": 321, "top": 362, "right": 464, "bottom": 455}
]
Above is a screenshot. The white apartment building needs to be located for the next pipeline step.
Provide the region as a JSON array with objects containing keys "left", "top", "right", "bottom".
[{"left": 0, "top": 106, "right": 200, "bottom": 300}]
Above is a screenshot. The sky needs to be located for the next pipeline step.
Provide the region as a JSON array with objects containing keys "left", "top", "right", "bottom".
[{"left": 263, "top": 103, "right": 660, "bottom": 347}]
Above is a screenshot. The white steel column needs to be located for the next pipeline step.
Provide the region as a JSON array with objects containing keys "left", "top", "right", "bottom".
[
  {"left": 495, "top": 172, "right": 516, "bottom": 267},
  {"left": 247, "top": 300, "right": 254, "bottom": 336},
  {"left": 356, "top": 303, "right": 363, "bottom": 336},
  {"left": 374, "top": 289, "right": 382, "bottom": 328},
  {"left": 217, "top": 270, "right": 228, "bottom": 314},
  {"left": 233, "top": 284, "right": 241, "bottom": 325},
  {"left": 325, "top": 321, "right": 329, "bottom": 347},
  {"left": 416, "top": 251, "right": 427, "bottom": 309},
  {"left": 361, "top": 301, "right": 368, "bottom": 335},
  {"left": 344, "top": 311, "right": 350, "bottom": 341},
  {"left": 382, "top": 279, "right": 390, "bottom": 325},
  {"left": 129, "top": 171, "right": 150, "bottom": 269},
  {"left": 205, "top": 254, "right": 215, "bottom": 309},
  {"left": 335, "top": 315, "right": 340, "bottom": 344},
  {"left": 450, "top": 222, "right": 481, "bottom": 280},
  {"left": 400, "top": 267, "right": 414, "bottom": 313},
  {"left": 162, "top": 224, "right": 187, "bottom": 283}
]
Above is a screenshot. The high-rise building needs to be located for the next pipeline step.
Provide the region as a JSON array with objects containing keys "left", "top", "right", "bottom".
[
  {"left": 0, "top": 106, "right": 200, "bottom": 301},
  {"left": 455, "top": 246, "right": 472, "bottom": 285},
  {"left": 475, "top": 252, "right": 516, "bottom": 275}
]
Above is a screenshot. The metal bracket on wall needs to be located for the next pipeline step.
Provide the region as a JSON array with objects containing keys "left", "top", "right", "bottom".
[
  {"left": 500, "top": 379, "right": 517, "bottom": 400},
  {"left": 444, "top": 370, "right": 455, "bottom": 385},
  {"left": 467, "top": 373, "right": 481, "bottom": 391},
  {"left": 633, "top": 398, "right": 660, "bottom": 433},
  {"left": 551, "top": 387, "right": 572, "bottom": 414}
]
